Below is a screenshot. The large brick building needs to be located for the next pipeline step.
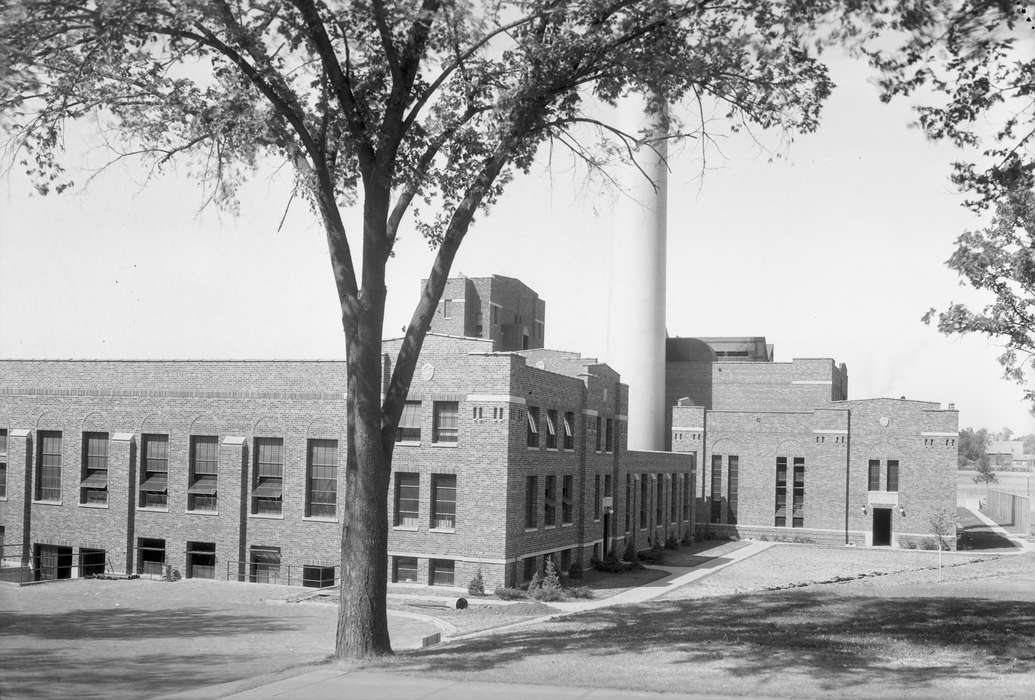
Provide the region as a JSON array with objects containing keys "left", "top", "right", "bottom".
[{"left": 0, "top": 276, "right": 957, "bottom": 590}]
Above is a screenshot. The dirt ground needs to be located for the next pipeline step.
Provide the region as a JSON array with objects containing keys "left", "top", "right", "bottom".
[{"left": 385, "top": 552, "right": 1035, "bottom": 698}]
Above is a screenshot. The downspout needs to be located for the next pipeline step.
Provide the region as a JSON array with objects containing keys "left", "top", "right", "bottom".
[{"left": 844, "top": 410, "right": 851, "bottom": 545}]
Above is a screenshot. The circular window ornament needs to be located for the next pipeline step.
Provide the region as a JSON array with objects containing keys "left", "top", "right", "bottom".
[
  {"left": 420, "top": 363, "right": 435, "bottom": 381},
  {"left": 879, "top": 416, "right": 890, "bottom": 428}
]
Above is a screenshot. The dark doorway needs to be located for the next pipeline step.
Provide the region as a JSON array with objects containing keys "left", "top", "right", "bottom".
[
  {"left": 872, "top": 508, "right": 892, "bottom": 546},
  {"left": 79, "top": 548, "right": 106, "bottom": 577},
  {"left": 34, "top": 544, "right": 73, "bottom": 581},
  {"left": 602, "top": 511, "right": 611, "bottom": 556}
]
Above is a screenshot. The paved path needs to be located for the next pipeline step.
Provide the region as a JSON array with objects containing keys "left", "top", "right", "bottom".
[{"left": 217, "top": 668, "right": 783, "bottom": 699}]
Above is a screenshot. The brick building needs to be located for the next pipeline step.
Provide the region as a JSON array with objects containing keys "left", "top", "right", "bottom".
[
  {"left": 667, "top": 336, "right": 958, "bottom": 547},
  {"left": 0, "top": 278, "right": 958, "bottom": 591}
]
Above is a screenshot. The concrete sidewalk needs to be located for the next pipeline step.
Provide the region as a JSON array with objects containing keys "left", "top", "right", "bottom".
[
  {"left": 960, "top": 502, "right": 1035, "bottom": 552},
  {"left": 218, "top": 668, "right": 782, "bottom": 699}
]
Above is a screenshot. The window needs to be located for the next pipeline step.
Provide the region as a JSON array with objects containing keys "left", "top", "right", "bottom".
[
  {"left": 442, "top": 299, "right": 452, "bottom": 318},
  {"left": 595, "top": 416, "right": 602, "bottom": 451},
  {"left": 727, "top": 456, "right": 739, "bottom": 525},
  {"left": 655, "top": 474, "right": 663, "bottom": 524},
  {"left": 431, "top": 474, "right": 456, "bottom": 529},
  {"left": 252, "top": 438, "right": 283, "bottom": 516},
  {"left": 432, "top": 401, "right": 459, "bottom": 443},
  {"left": 545, "top": 409, "right": 558, "bottom": 449},
  {"left": 710, "top": 454, "right": 722, "bottom": 523},
  {"left": 604, "top": 474, "right": 612, "bottom": 498},
  {"left": 562, "top": 474, "right": 573, "bottom": 524},
  {"left": 186, "top": 541, "right": 216, "bottom": 579},
  {"left": 79, "top": 547, "right": 106, "bottom": 577},
  {"left": 792, "top": 457, "right": 805, "bottom": 528},
  {"left": 527, "top": 406, "right": 540, "bottom": 447},
  {"left": 593, "top": 474, "right": 601, "bottom": 520},
  {"left": 36, "top": 431, "right": 62, "bottom": 502},
  {"left": 671, "top": 473, "right": 679, "bottom": 522},
  {"left": 639, "top": 477, "right": 648, "bottom": 528},
  {"left": 867, "top": 459, "right": 881, "bottom": 492},
  {"left": 472, "top": 406, "right": 483, "bottom": 420},
  {"left": 80, "top": 432, "right": 108, "bottom": 506},
  {"left": 561, "top": 548, "right": 571, "bottom": 573},
  {"left": 544, "top": 475, "right": 556, "bottom": 526},
  {"left": 522, "top": 556, "right": 537, "bottom": 583},
  {"left": 394, "top": 473, "right": 420, "bottom": 528},
  {"left": 775, "top": 457, "right": 787, "bottom": 527},
  {"left": 886, "top": 460, "right": 899, "bottom": 492},
  {"left": 137, "top": 537, "right": 166, "bottom": 576},
  {"left": 0, "top": 429, "right": 7, "bottom": 499},
  {"left": 525, "top": 476, "right": 538, "bottom": 528},
  {"left": 682, "top": 467, "right": 691, "bottom": 519},
  {"left": 605, "top": 418, "right": 614, "bottom": 452},
  {"left": 429, "top": 559, "right": 455, "bottom": 586},
  {"left": 303, "top": 565, "right": 336, "bottom": 588},
  {"left": 188, "top": 436, "right": 218, "bottom": 512},
  {"left": 393, "top": 556, "right": 418, "bottom": 583},
  {"left": 396, "top": 401, "right": 421, "bottom": 442},
  {"left": 624, "top": 474, "right": 631, "bottom": 531},
  {"left": 139, "top": 434, "right": 168, "bottom": 509},
  {"left": 563, "top": 412, "right": 574, "bottom": 450},
  {"left": 249, "top": 546, "right": 281, "bottom": 584},
  {"left": 306, "top": 439, "right": 337, "bottom": 518}
]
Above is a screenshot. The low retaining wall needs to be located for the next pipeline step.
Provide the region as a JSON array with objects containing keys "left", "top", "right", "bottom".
[{"left": 984, "top": 489, "right": 1033, "bottom": 535}]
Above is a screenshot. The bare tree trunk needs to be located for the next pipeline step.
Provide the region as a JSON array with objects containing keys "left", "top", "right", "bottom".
[{"left": 335, "top": 310, "right": 393, "bottom": 657}]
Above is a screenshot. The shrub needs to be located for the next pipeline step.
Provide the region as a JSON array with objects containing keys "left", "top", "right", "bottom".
[
  {"left": 530, "top": 558, "right": 564, "bottom": 601},
  {"left": 467, "top": 569, "right": 485, "bottom": 596},
  {"left": 527, "top": 570, "right": 542, "bottom": 591},
  {"left": 162, "top": 565, "right": 181, "bottom": 582},
  {"left": 494, "top": 586, "right": 527, "bottom": 600},
  {"left": 567, "top": 560, "right": 583, "bottom": 580},
  {"left": 565, "top": 585, "right": 594, "bottom": 599},
  {"left": 920, "top": 538, "right": 937, "bottom": 550},
  {"left": 639, "top": 543, "right": 665, "bottom": 564},
  {"left": 664, "top": 534, "right": 680, "bottom": 550},
  {"left": 592, "top": 556, "right": 625, "bottom": 573},
  {"left": 622, "top": 541, "right": 639, "bottom": 563},
  {"left": 681, "top": 531, "right": 694, "bottom": 545}
]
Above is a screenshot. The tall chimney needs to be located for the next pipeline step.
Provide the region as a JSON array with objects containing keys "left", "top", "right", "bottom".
[{"left": 606, "top": 93, "right": 668, "bottom": 451}]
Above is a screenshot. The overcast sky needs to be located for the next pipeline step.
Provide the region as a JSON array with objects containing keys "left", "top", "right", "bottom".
[{"left": 1, "top": 50, "right": 1032, "bottom": 436}]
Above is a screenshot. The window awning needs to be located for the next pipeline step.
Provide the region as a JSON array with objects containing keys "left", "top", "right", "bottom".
[
  {"left": 252, "top": 480, "right": 283, "bottom": 498},
  {"left": 80, "top": 472, "right": 108, "bottom": 488},
  {"left": 140, "top": 475, "right": 168, "bottom": 492},
  {"left": 188, "top": 476, "right": 218, "bottom": 495}
]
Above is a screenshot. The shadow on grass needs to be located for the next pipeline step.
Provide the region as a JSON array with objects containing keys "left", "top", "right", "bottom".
[
  {"left": 0, "top": 606, "right": 299, "bottom": 640},
  {"left": 395, "top": 590, "right": 1035, "bottom": 690},
  {"left": 957, "top": 507, "right": 1021, "bottom": 550},
  {"left": 0, "top": 648, "right": 270, "bottom": 699}
]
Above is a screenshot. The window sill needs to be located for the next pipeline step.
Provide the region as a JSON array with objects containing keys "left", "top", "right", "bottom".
[
  {"left": 523, "top": 527, "right": 538, "bottom": 533},
  {"left": 138, "top": 507, "right": 169, "bottom": 513},
  {"left": 561, "top": 522, "right": 574, "bottom": 528},
  {"left": 393, "top": 525, "right": 419, "bottom": 532},
  {"left": 187, "top": 509, "right": 219, "bottom": 516},
  {"left": 429, "top": 527, "right": 456, "bottom": 534},
  {"left": 249, "top": 513, "right": 284, "bottom": 520},
  {"left": 79, "top": 503, "right": 109, "bottom": 509},
  {"left": 303, "top": 516, "right": 338, "bottom": 523},
  {"left": 32, "top": 500, "right": 63, "bottom": 506},
  {"left": 546, "top": 447, "right": 558, "bottom": 452},
  {"left": 526, "top": 446, "right": 540, "bottom": 450},
  {"left": 431, "top": 443, "right": 458, "bottom": 448},
  {"left": 543, "top": 525, "right": 556, "bottom": 530},
  {"left": 395, "top": 441, "right": 421, "bottom": 447},
  {"left": 593, "top": 518, "right": 601, "bottom": 523}
]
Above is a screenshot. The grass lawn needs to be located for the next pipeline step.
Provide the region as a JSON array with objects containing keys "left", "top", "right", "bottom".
[
  {"left": 382, "top": 553, "right": 1035, "bottom": 698},
  {"left": 0, "top": 578, "right": 441, "bottom": 699}
]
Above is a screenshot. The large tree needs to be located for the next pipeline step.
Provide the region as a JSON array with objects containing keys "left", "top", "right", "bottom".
[
  {"left": 2, "top": 0, "right": 853, "bottom": 657},
  {"left": 857, "top": 1, "right": 1035, "bottom": 407}
]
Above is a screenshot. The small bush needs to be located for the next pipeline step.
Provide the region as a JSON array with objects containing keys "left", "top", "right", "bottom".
[
  {"left": 664, "top": 534, "right": 680, "bottom": 550},
  {"left": 494, "top": 586, "right": 527, "bottom": 600},
  {"left": 567, "top": 560, "right": 583, "bottom": 580},
  {"left": 592, "top": 556, "right": 625, "bottom": 573},
  {"left": 681, "top": 531, "right": 694, "bottom": 545},
  {"left": 639, "top": 543, "right": 665, "bottom": 564},
  {"left": 760, "top": 535, "right": 769, "bottom": 541},
  {"left": 920, "top": 538, "right": 937, "bottom": 550},
  {"left": 467, "top": 569, "right": 485, "bottom": 596},
  {"left": 530, "top": 558, "right": 564, "bottom": 601},
  {"left": 162, "top": 565, "right": 181, "bottom": 582},
  {"left": 622, "top": 541, "right": 639, "bottom": 563},
  {"left": 565, "top": 585, "right": 594, "bottom": 599}
]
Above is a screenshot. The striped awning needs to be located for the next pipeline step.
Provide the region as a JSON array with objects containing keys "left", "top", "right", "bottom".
[
  {"left": 187, "top": 476, "right": 217, "bottom": 495},
  {"left": 139, "top": 475, "right": 168, "bottom": 492}
]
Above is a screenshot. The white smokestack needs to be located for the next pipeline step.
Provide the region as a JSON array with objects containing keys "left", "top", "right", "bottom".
[{"left": 606, "top": 93, "right": 668, "bottom": 451}]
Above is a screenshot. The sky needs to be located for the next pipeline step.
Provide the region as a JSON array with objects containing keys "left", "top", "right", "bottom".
[{"left": 1, "top": 50, "right": 1033, "bottom": 437}]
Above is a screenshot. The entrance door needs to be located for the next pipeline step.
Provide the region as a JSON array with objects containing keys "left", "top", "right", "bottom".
[
  {"left": 872, "top": 508, "right": 892, "bottom": 546},
  {"left": 602, "top": 511, "right": 611, "bottom": 557}
]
